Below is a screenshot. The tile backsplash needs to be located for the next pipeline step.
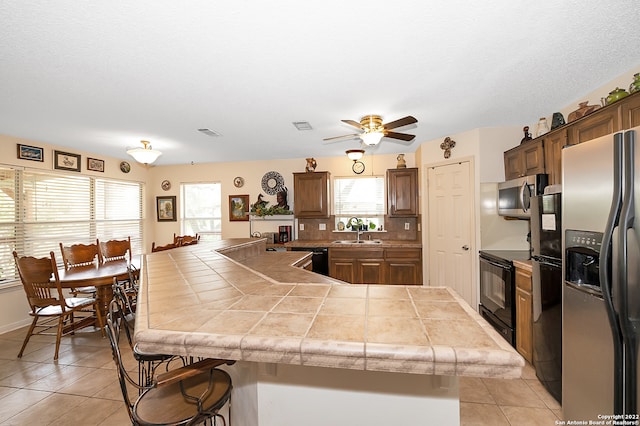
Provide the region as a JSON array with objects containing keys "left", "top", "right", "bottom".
[{"left": 296, "top": 215, "right": 420, "bottom": 241}]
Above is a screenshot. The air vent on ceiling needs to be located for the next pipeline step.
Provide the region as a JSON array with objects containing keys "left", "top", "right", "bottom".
[
  {"left": 292, "top": 121, "right": 313, "bottom": 131},
  {"left": 197, "top": 128, "right": 222, "bottom": 137}
]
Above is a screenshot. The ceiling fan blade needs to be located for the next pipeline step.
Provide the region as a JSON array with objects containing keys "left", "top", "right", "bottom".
[
  {"left": 322, "top": 133, "right": 361, "bottom": 142},
  {"left": 341, "top": 119, "right": 365, "bottom": 130},
  {"left": 382, "top": 116, "right": 417, "bottom": 130},
  {"left": 383, "top": 131, "right": 415, "bottom": 141}
]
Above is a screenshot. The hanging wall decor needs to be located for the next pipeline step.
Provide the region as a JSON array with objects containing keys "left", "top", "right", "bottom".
[{"left": 440, "top": 137, "right": 456, "bottom": 159}]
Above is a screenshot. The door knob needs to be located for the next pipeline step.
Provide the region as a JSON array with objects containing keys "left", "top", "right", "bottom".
[{"left": 462, "top": 245, "right": 469, "bottom": 251}]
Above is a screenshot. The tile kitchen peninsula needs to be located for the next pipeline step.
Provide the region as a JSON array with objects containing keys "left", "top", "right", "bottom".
[{"left": 134, "top": 239, "right": 524, "bottom": 425}]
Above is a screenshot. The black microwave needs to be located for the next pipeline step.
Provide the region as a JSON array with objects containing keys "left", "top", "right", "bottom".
[{"left": 498, "top": 174, "right": 548, "bottom": 218}]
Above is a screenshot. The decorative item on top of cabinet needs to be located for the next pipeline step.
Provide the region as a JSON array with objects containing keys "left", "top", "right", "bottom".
[
  {"left": 440, "top": 137, "right": 456, "bottom": 159},
  {"left": 567, "top": 101, "right": 600, "bottom": 122},
  {"left": 535, "top": 117, "right": 549, "bottom": 137},
  {"left": 293, "top": 171, "right": 330, "bottom": 218},
  {"left": 521, "top": 126, "right": 532, "bottom": 144},
  {"left": 605, "top": 87, "right": 629, "bottom": 105},
  {"left": 305, "top": 158, "right": 317, "bottom": 172},
  {"left": 630, "top": 72, "right": 640, "bottom": 94},
  {"left": 387, "top": 167, "right": 418, "bottom": 217},
  {"left": 550, "top": 112, "right": 565, "bottom": 130},
  {"left": 396, "top": 154, "right": 407, "bottom": 168}
]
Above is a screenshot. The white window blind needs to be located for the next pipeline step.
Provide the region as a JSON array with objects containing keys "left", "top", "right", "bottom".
[
  {"left": 181, "top": 183, "right": 222, "bottom": 241},
  {"left": 334, "top": 176, "right": 385, "bottom": 216},
  {"left": 0, "top": 166, "right": 143, "bottom": 284}
]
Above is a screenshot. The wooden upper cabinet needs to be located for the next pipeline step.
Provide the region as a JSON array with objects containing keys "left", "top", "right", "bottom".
[
  {"left": 621, "top": 91, "right": 640, "bottom": 129},
  {"left": 503, "top": 139, "right": 545, "bottom": 180},
  {"left": 542, "top": 128, "right": 567, "bottom": 186},
  {"left": 293, "top": 171, "right": 330, "bottom": 218},
  {"left": 387, "top": 167, "right": 418, "bottom": 217},
  {"left": 567, "top": 104, "right": 619, "bottom": 145}
]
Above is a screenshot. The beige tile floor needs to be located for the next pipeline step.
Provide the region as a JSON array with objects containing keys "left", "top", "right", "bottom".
[{"left": 0, "top": 325, "right": 561, "bottom": 425}]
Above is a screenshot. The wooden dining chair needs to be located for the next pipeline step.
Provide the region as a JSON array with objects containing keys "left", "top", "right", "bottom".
[
  {"left": 173, "top": 233, "right": 200, "bottom": 246},
  {"left": 106, "top": 299, "right": 233, "bottom": 425},
  {"left": 59, "top": 242, "right": 99, "bottom": 296},
  {"left": 98, "top": 237, "right": 132, "bottom": 263},
  {"left": 13, "top": 250, "right": 105, "bottom": 360},
  {"left": 151, "top": 241, "right": 180, "bottom": 252}
]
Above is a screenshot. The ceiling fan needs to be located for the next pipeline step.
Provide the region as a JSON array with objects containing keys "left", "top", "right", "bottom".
[{"left": 323, "top": 114, "right": 417, "bottom": 146}]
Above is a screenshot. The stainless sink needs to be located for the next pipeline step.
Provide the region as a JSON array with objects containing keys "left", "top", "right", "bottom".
[{"left": 332, "top": 240, "right": 382, "bottom": 244}]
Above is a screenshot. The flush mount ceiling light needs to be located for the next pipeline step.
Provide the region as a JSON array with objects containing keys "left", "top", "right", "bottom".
[
  {"left": 126, "top": 140, "right": 162, "bottom": 165},
  {"left": 346, "top": 149, "right": 364, "bottom": 161}
]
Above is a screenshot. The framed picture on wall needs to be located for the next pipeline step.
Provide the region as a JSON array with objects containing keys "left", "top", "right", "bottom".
[
  {"left": 157, "top": 196, "right": 177, "bottom": 222},
  {"left": 17, "top": 144, "right": 44, "bottom": 162},
  {"left": 87, "top": 157, "right": 104, "bottom": 172},
  {"left": 54, "top": 150, "right": 81, "bottom": 172},
  {"left": 229, "top": 194, "right": 249, "bottom": 221}
]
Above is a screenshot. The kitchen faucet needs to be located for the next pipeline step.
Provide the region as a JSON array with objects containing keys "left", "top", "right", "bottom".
[{"left": 348, "top": 217, "right": 364, "bottom": 242}]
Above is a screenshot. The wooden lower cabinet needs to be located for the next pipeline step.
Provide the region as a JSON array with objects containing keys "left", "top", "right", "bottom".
[
  {"left": 329, "top": 247, "right": 421, "bottom": 285},
  {"left": 386, "top": 248, "right": 422, "bottom": 285},
  {"left": 515, "top": 266, "right": 533, "bottom": 364}
]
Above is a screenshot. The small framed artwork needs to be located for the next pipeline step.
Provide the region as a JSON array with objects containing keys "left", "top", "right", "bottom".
[
  {"left": 17, "top": 144, "right": 44, "bottom": 162},
  {"left": 229, "top": 194, "right": 249, "bottom": 221},
  {"left": 54, "top": 150, "right": 81, "bottom": 172},
  {"left": 87, "top": 157, "right": 104, "bottom": 172},
  {"left": 157, "top": 196, "right": 177, "bottom": 222}
]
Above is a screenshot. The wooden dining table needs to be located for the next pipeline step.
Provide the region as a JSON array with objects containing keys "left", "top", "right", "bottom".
[{"left": 57, "top": 257, "right": 140, "bottom": 330}]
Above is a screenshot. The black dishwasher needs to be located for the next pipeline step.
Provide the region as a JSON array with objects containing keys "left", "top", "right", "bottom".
[{"left": 290, "top": 247, "right": 329, "bottom": 276}]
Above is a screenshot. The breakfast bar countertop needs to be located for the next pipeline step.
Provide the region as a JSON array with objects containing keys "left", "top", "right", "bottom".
[{"left": 134, "top": 239, "right": 524, "bottom": 379}]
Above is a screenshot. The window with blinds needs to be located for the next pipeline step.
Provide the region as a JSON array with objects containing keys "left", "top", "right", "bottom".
[
  {"left": 333, "top": 176, "right": 385, "bottom": 230},
  {"left": 0, "top": 166, "right": 143, "bottom": 284},
  {"left": 180, "top": 183, "right": 222, "bottom": 241}
]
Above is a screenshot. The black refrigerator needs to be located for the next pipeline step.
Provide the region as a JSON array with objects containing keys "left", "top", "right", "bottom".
[{"left": 530, "top": 191, "right": 562, "bottom": 403}]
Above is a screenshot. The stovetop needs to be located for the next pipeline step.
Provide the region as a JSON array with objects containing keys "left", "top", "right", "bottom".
[{"left": 479, "top": 250, "right": 531, "bottom": 264}]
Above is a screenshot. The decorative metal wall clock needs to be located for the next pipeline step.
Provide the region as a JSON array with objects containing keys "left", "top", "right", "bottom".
[
  {"left": 352, "top": 161, "right": 365, "bottom": 174},
  {"left": 161, "top": 180, "right": 171, "bottom": 191}
]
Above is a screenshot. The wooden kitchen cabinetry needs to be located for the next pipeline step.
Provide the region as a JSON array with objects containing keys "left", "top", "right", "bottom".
[
  {"left": 386, "top": 248, "right": 422, "bottom": 285},
  {"left": 515, "top": 264, "right": 533, "bottom": 364},
  {"left": 329, "top": 246, "right": 422, "bottom": 285},
  {"left": 541, "top": 128, "right": 567, "bottom": 186},
  {"left": 567, "top": 104, "right": 619, "bottom": 146},
  {"left": 621, "top": 91, "right": 640, "bottom": 129},
  {"left": 293, "top": 171, "right": 330, "bottom": 218},
  {"left": 329, "top": 247, "right": 385, "bottom": 284},
  {"left": 503, "top": 139, "right": 545, "bottom": 180},
  {"left": 387, "top": 167, "right": 418, "bottom": 217}
]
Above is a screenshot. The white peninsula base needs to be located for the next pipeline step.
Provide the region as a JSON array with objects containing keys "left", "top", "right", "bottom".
[{"left": 226, "top": 362, "right": 460, "bottom": 426}]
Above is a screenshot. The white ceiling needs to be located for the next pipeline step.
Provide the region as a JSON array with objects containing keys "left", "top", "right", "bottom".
[{"left": 1, "top": 1, "right": 639, "bottom": 166}]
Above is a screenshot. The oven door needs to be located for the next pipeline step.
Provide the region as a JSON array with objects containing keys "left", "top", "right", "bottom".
[{"left": 479, "top": 255, "right": 514, "bottom": 327}]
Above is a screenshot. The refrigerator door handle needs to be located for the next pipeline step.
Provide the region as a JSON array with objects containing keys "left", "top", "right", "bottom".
[
  {"left": 601, "top": 131, "right": 624, "bottom": 414},
  {"left": 619, "top": 129, "right": 639, "bottom": 415}
]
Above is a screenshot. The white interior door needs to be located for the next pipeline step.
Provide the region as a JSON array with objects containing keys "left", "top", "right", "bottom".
[{"left": 427, "top": 161, "right": 474, "bottom": 307}]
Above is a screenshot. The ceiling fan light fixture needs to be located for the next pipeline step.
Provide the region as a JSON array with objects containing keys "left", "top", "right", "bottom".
[
  {"left": 127, "top": 140, "right": 162, "bottom": 164},
  {"left": 361, "top": 131, "right": 383, "bottom": 146},
  {"left": 346, "top": 149, "right": 365, "bottom": 161}
]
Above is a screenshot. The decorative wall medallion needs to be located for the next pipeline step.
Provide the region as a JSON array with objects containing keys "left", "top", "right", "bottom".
[
  {"left": 440, "top": 137, "right": 456, "bottom": 159},
  {"left": 120, "top": 161, "right": 131, "bottom": 173},
  {"left": 352, "top": 160, "right": 365, "bottom": 174},
  {"left": 261, "top": 171, "right": 285, "bottom": 195},
  {"left": 161, "top": 180, "right": 171, "bottom": 191},
  {"left": 233, "top": 176, "right": 245, "bottom": 188}
]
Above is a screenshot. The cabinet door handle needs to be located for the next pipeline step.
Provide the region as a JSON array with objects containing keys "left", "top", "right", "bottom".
[{"left": 462, "top": 245, "right": 469, "bottom": 251}]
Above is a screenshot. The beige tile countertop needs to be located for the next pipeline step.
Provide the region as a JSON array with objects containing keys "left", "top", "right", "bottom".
[{"left": 134, "top": 239, "right": 524, "bottom": 379}]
